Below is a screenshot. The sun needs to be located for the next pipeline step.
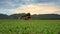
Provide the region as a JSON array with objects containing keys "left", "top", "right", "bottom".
[{"left": 11, "top": 4, "right": 58, "bottom": 15}]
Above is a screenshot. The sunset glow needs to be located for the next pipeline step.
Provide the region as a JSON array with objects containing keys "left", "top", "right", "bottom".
[
  {"left": 0, "top": 0, "right": 60, "bottom": 15},
  {"left": 11, "top": 4, "right": 59, "bottom": 15}
]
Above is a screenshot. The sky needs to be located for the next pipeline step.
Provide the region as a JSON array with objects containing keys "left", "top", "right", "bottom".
[{"left": 0, "top": 0, "right": 60, "bottom": 15}]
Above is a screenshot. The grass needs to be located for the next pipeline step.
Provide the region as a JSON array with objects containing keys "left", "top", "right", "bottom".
[{"left": 0, "top": 19, "right": 60, "bottom": 34}]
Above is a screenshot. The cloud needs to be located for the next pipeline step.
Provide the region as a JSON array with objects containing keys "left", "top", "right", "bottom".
[
  {"left": 10, "top": 4, "right": 60, "bottom": 15},
  {"left": 0, "top": 0, "right": 23, "bottom": 9},
  {"left": 0, "top": 0, "right": 60, "bottom": 15},
  {"left": 0, "top": 9, "right": 14, "bottom": 15},
  {"left": 0, "top": 0, "right": 60, "bottom": 9}
]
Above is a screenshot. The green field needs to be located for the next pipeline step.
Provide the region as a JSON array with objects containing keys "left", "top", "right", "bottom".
[{"left": 0, "top": 19, "right": 60, "bottom": 34}]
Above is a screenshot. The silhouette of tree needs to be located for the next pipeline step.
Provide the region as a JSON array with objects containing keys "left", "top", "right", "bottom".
[{"left": 25, "top": 13, "right": 31, "bottom": 20}]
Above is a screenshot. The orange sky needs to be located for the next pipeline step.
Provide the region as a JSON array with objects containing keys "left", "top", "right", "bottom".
[{"left": 10, "top": 4, "right": 60, "bottom": 15}]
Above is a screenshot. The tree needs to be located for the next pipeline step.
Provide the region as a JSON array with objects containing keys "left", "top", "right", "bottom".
[{"left": 25, "top": 13, "right": 31, "bottom": 20}]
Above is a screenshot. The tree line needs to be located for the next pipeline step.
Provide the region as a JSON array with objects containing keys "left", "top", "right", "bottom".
[{"left": 0, "top": 13, "right": 60, "bottom": 20}]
